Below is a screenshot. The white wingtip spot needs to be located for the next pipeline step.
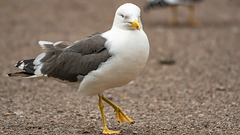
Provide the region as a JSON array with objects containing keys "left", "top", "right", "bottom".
[
  {"left": 18, "top": 63, "right": 25, "bottom": 70},
  {"left": 15, "top": 60, "right": 23, "bottom": 67}
]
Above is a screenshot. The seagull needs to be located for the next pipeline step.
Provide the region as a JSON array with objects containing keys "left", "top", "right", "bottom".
[
  {"left": 8, "top": 3, "right": 150, "bottom": 134},
  {"left": 144, "top": 0, "right": 203, "bottom": 26}
]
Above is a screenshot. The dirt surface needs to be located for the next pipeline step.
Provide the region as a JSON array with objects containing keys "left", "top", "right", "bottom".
[{"left": 1, "top": 0, "right": 240, "bottom": 134}]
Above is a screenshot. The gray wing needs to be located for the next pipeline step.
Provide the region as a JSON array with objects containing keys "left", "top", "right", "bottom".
[
  {"left": 144, "top": 0, "right": 203, "bottom": 10},
  {"left": 40, "top": 33, "right": 111, "bottom": 82},
  {"left": 144, "top": 0, "right": 169, "bottom": 11},
  {"left": 174, "top": 0, "right": 203, "bottom": 4}
]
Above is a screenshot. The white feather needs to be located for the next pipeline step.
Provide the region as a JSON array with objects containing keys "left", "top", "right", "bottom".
[
  {"left": 34, "top": 64, "right": 43, "bottom": 76},
  {"left": 53, "top": 41, "right": 64, "bottom": 46},
  {"left": 33, "top": 53, "right": 46, "bottom": 66},
  {"left": 38, "top": 41, "right": 53, "bottom": 49},
  {"left": 18, "top": 63, "right": 25, "bottom": 70}
]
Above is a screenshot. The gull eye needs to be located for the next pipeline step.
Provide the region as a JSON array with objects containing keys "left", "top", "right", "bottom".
[{"left": 120, "top": 14, "right": 124, "bottom": 18}]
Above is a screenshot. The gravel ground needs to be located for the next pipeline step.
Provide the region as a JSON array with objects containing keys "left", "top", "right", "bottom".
[{"left": 0, "top": 0, "right": 240, "bottom": 134}]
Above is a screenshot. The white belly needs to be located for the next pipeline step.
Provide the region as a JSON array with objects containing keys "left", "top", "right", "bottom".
[{"left": 78, "top": 29, "right": 149, "bottom": 97}]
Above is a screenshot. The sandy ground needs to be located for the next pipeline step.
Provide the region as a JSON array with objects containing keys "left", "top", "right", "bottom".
[{"left": 0, "top": 0, "right": 240, "bottom": 134}]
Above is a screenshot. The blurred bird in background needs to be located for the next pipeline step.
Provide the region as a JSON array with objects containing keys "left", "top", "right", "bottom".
[{"left": 144, "top": 0, "right": 203, "bottom": 26}]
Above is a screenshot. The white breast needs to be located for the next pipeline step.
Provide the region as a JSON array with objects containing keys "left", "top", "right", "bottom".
[{"left": 78, "top": 29, "right": 149, "bottom": 97}]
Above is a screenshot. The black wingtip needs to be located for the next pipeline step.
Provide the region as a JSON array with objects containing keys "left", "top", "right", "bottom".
[
  {"left": 15, "top": 60, "right": 23, "bottom": 68},
  {"left": 7, "top": 72, "right": 34, "bottom": 77}
]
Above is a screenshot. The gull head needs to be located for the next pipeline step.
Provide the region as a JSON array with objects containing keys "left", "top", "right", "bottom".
[{"left": 112, "top": 3, "right": 142, "bottom": 31}]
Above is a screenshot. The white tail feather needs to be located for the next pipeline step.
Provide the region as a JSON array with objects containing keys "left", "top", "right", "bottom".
[{"left": 38, "top": 41, "right": 53, "bottom": 49}]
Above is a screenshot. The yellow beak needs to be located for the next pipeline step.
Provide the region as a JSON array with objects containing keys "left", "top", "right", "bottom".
[{"left": 129, "top": 19, "right": 140, "bottom": 30}]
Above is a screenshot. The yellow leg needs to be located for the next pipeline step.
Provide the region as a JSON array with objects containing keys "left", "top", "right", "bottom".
[
  {"left": 170, "top": 6, "right": 179, "bottom": 26},
  {"left": 188, "top": 5, "right": 201, "bottom": 27},
  {"left": 102, "top": 94, "right": 135, "bottom": 124},
  {"left": 98, "top": 94, "right": 120, "bottom": 134}
]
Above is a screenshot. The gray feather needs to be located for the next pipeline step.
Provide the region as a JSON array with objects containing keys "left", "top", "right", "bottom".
[{"left": 40, "top": 33, "right": 111, "bottom": 82}]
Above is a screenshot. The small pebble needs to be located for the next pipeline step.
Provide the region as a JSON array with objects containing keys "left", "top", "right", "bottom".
[
  {"left": 216, "top": 86, "right": 225, "bottom": 91},
  {"left": 57, "top": 110, "right": 64, "bottom": 113},
  {"left": 2, "top": 112, "right": 16, "bottom": 116},
  {"left": 82, "top": 130, "right": 90, "bottom": 134},
  {"left": 159, "top": 57, "right": 175, "bottom": 65},
  {"left": 185, "top": 114, "right": 192, "bottom": 118},
  {"left": 198, "top": 114, "right": 205, "bottom": 118},
  {"left": 133, "top": 131, "right": 138, "bottom": 134}
]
